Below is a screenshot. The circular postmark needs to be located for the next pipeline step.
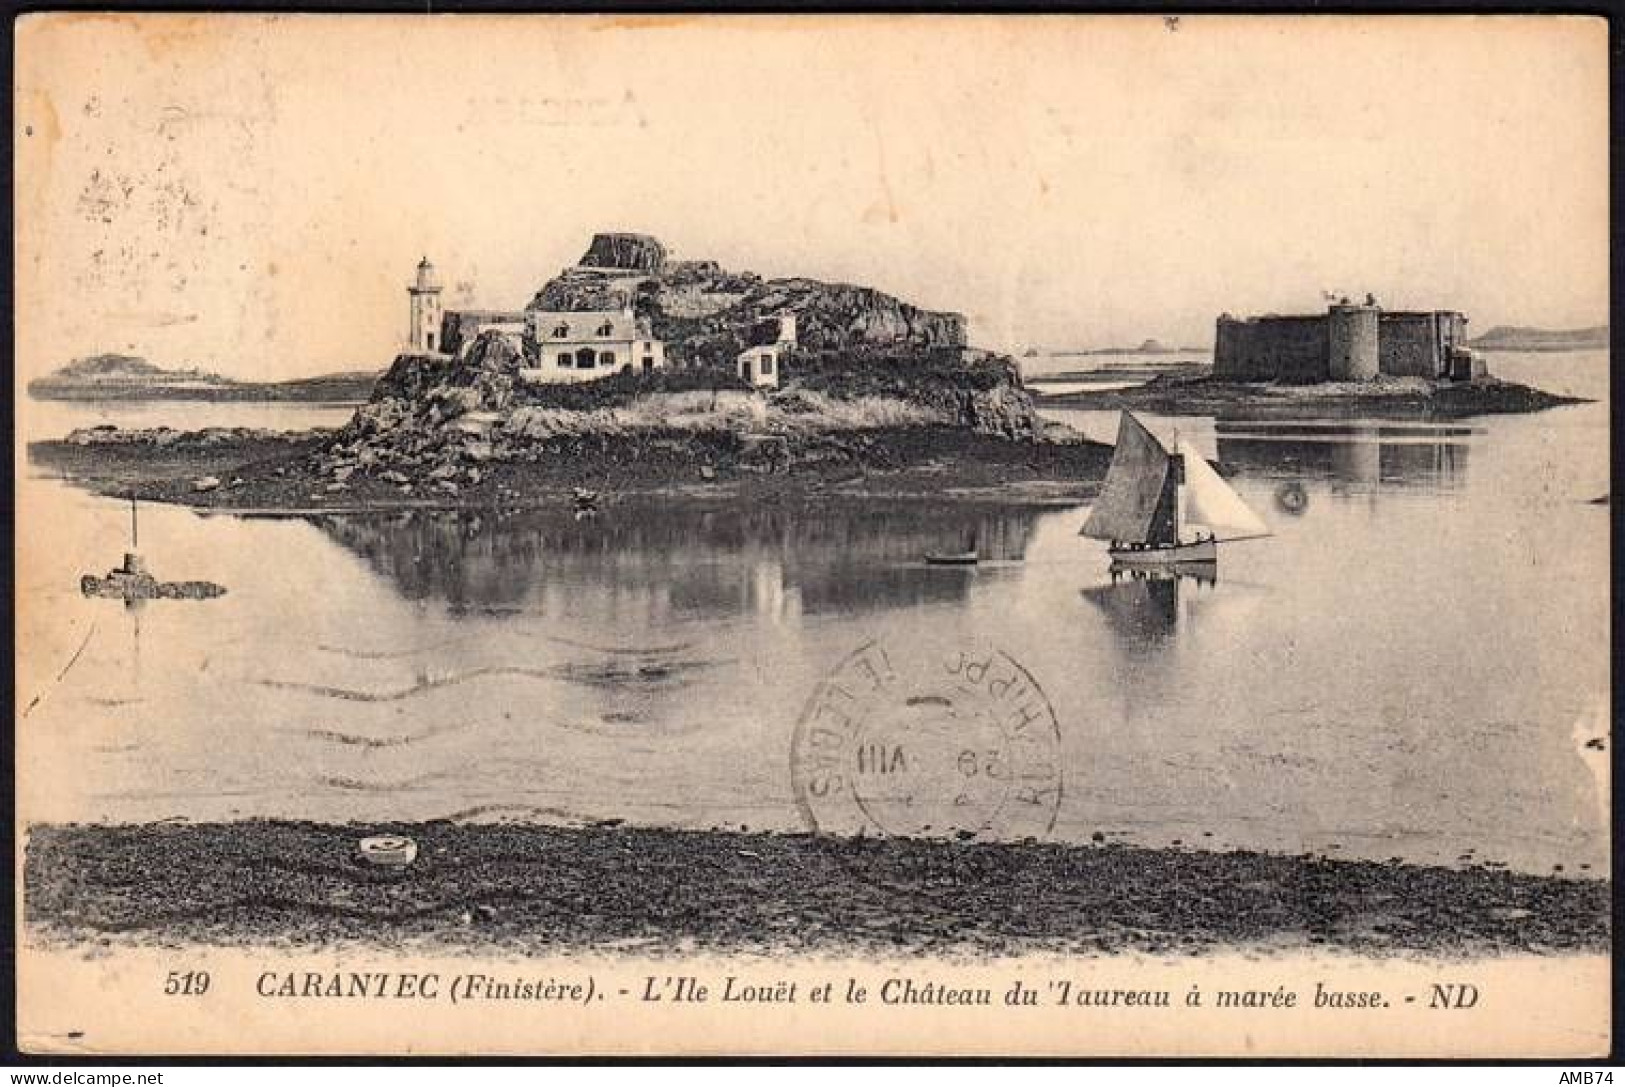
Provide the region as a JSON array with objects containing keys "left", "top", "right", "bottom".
[{"left": 790, "top": 640, "right": 1063, "bottom": 841}]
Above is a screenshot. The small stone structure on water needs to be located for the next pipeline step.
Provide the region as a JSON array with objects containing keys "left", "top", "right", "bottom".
[{"left": 81, "top": 552, "right": 226, "bottom": 601}]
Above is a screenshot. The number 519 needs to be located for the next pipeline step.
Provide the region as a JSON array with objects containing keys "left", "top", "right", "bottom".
[{"left": 164, "top": 970, "right": 210, "bottom": 995}]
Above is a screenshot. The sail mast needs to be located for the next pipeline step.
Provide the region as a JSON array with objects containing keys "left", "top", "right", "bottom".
[{"left": 1172, "top": 425, "right": 1183, "bottom": 540}]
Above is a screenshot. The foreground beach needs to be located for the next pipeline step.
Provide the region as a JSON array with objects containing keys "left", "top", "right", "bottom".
[{"left": 25, "top": 822, "right": 1608, "bottom": 959}]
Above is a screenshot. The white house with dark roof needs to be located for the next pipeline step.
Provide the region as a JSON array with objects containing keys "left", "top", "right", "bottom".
[{"left": 520, "top": 305, "right": 666, "bottom": 384}]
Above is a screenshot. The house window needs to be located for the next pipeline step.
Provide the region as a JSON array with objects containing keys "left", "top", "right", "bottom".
[
  {"left": 597, "top": 321, "right": 614, "bottom": 337},
  {"left": 575, "top": 350, "right": 596, "bottom": 369},
  {"left": 553, "top": 323, "right": 569, "bottom": 337},
  {"left": 426, "top": 332, "right": 436, "bottom": 352},
  {"left": 760, "top": 354, "right": 774, "bottom": 375},
  {"left": 600, "top": 351, "right": 616, "bottom": 366},
  {"left": 556, "top": 351, "right": 572, "bottom": 367}
]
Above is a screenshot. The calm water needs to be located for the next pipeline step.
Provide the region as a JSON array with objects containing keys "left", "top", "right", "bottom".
[{"left": 18, "top": 353, "right": 1610, "bottom": 875}]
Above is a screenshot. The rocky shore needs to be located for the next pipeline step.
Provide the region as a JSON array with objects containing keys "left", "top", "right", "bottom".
[
  {"left": 28, "top": 426, "right": 331, "bottom": 502},
  {"left": 29, "top": 422, "right": 1109, "bottom": 512},
  {"left": 24, "top": 821, "right": 1609, "bottom": 958},
  {"left": 30, "top": 342, "right": 1112, "bottom": 512},
  {"left": 1040, "top": 370, "right": 1588, "bottom": 419}
]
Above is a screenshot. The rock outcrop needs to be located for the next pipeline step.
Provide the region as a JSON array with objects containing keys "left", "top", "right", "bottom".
[
  {"left": 652, "top": 277, "right": 967, "bottom": 369},
  {"left": 530, "top": 268, "right": 644, "bottom": 313},
  {"left": 579, "top": 232, "right": 668, "bottom": 273},
  {"left": 525, "top": 234, "right": 967, "bottom": 368},
  {"left": 791, "top": 352, "right": 1044, "bottom": 441},
  {"left": 312, "top": 234, "right": 1041, "bottom": 490},
  {"left": 320, "top": 333, "right": 1048, "bottom": 497}
]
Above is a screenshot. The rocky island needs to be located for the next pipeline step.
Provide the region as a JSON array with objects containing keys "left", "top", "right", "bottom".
[
  {"left": 30, "top": 233, "right": 1109, "bottom": 512},
  {"left": 30, "top": 242, "right": 1592, "bottom": 509},
  {"left": 1039, "top": 367, "right": 1586, "bottom": 419},
  {"left": 1043, "top": 300, "right": 1589, "bottom": 419}
]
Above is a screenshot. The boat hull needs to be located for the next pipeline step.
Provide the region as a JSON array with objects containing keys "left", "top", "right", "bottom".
[
  {"left": 1107, "top": 539, "right": 1217, "bottom": 565},
  {"left": 924, "top": 552, "right": 979, "bottom": 566},
  {"left": 1107, "top": 558, "right": 1218, "bottom": 583}
]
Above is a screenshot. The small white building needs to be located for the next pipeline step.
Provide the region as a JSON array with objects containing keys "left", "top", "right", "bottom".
[
  {"left": 520, "top": 306, "right": 666, "bottom": 384},
  {"left": 737, "top": 314, "right": 797, "bottom": 389}
]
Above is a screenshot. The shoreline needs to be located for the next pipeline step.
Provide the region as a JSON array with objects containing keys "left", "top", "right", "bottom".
[
  {"left": 27, "top": 425, "right": 1111, "bottom": 513},
  {"left": 24, "top": 361, "right": 1591, "bottom": 514},
  {"left": 1039, "top": 372, "right": 1589, "bottom": 419},
  {"left": 24, "top": 820, "right": 1609, "bottom": 958}
]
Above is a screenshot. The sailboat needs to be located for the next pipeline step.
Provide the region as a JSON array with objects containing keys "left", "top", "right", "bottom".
[{"left": 1080, "top": 412, "right": 1270, "bottom": 565}]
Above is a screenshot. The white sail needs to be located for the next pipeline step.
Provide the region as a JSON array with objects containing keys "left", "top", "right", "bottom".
[{"left": 1178, "top": 439, "right": 1271, "bottom": 541}]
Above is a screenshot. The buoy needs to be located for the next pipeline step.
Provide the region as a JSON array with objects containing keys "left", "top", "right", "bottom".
[
  {"left": 357, "top": 834, "right": 418, "bottom": 868},
  {"left": 1274, "top": 480, "right": 1310, "bottom": 515}
]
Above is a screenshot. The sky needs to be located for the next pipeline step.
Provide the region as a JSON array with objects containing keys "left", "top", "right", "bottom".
[{"left": 14, "top": 13, "right": 1610, "bottom": 381}]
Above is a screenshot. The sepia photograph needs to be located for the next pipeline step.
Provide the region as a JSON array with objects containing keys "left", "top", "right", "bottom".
[{"left": 12, "top": 12, "right": 1611, "bottom": 1058}]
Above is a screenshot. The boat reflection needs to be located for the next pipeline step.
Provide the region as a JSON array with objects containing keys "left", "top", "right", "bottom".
[
  {"left": 309, "top": 502, "right": 1047, "bottom": 619},
  {"left": 1078, "top": 562, "right": 1217, "bottom": 647},
  {"left": 1214, "top": 421, "right": 1470, "bottom": 492}
]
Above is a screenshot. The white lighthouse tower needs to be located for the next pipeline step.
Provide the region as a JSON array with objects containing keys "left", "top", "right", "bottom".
[{"left": 407, "top": 256, "right": 443, "bottom": 353}]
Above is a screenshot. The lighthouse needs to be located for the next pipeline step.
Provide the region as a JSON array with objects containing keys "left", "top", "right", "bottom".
[{"left": 407, "top": 256, "right": 443, "bottom": 353}]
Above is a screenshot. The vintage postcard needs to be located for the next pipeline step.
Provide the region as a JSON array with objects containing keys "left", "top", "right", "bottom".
[{"left": 13, "top": 13, "right": 1610, "bottom": 1057}]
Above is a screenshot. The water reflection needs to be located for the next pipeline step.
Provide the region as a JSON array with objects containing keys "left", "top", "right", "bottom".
[
  {"left": 310, "top": 503, "right": 1044, "bottom": 618},
  {"left": 1078, "top": 563, "right": 1218, "bottom": 648},
  {"left": 1215, "top": 422, "right": 1471, "bottom": 492}
]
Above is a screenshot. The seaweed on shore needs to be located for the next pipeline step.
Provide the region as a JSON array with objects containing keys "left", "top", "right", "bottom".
[{"left": 22, "top": 821, "right": 1610, "bottom": 959}]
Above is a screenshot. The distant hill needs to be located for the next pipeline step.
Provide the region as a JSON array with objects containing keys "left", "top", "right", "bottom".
[
  {"left": 1469, "top": 325, "right": 1609, "bottom": 352},
  {"left": 1049, "top": 341, "right": 1210, "bottom": 357},
  {"left": 49, "top": 353, "right": 234, "bottom": 384},
  {"left": 28, "top": 354, "right": 380, "bottom": 402}
]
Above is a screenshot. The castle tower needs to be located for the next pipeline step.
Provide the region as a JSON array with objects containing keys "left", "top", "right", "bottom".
[
  {"left": 1327, "top": 301, "right": 1379, "bottom": 382},
  {"left": 407, "top": 256, "right": 443, "bottom": 353}
]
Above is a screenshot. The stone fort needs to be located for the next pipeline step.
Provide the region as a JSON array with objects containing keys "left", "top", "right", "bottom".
[{"left": 1214, "top": 300, "right": 1485, "bottom": 384}]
